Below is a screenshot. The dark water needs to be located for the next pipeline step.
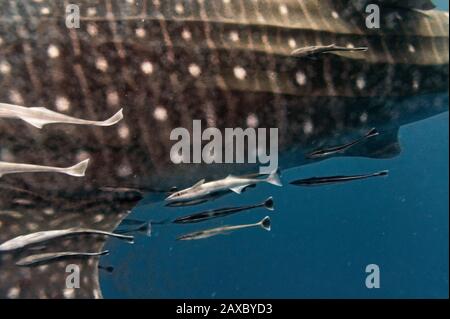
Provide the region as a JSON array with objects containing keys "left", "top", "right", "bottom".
[
  {"left": 99, "top": 1, "right": 449, "bottom": 298},
  {"left": 100, "top": 111, "right": 448, "bottom": 299}
]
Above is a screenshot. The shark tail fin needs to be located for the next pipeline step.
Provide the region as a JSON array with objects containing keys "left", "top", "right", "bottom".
[
  {"left": 365, "top": 128, "right": 380, "bottom": 139},
  {"left": 263, "top": 196, "right": 275, "bottom": 211},
  {"left": 266, "top": 170, "right": 282, "bottom": 187},
  {"left": 259, "top": 216, "right": 271, "bottom": 231},
  {"left": 97, "top": 109, "right": 124, "bottom": 126},
  {"left": 65, "top": 159, "right": 90, "bottom": 177}
]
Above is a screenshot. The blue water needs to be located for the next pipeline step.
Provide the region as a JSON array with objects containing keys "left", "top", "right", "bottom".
[{"left": 100, "top": 1, "right": 449, "bottom": 299}]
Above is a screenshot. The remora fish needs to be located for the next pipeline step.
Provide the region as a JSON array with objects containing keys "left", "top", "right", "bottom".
[
  {"left": 0, "top": 159, "right": 90, "bottom": 178},
  {"left": 177, "top": 216, "right": 271, "bottom": 241},
  {"left": 306, "top": 128, "right": 380, "bottom": 159},
  {"left": 290, "top": 170, "right": 389, "bottom": 186},
  {"left": 173, "top": 197, "right": 274, "bottom": 224},
  {"left": 0, "top": 228, "right": 134, "bottom": 252},
  {"left": 166, "top": 171, "right": 282, "bottom": 202},
  {"left": 0, "top": 103, "right": 123, "bottom": 129},
  {"left": 291, "top": 44, "right": 368, "bottom": 58},
  {"left": 16, "top": 250, "right": 109, "bottom": 267}
]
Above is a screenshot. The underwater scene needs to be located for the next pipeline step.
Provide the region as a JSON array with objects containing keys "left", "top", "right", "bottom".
[{"left": 0, "top": 0, "right": 448, "bottom": 300}]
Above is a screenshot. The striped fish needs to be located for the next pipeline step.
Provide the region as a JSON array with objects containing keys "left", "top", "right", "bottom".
[{"left": 0, "top": 0, "right": 448, "bottom": 298}]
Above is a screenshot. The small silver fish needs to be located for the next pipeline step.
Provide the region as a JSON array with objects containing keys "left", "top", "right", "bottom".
[
  {"left": 306, "top": 128, "right": 379, "bottom": 159},
  {"left": 0, "top": 159, "right": 90, "bottom": 178},
  {"left": 177, "top": 216, "right": 271, "bottom": 241},
  {"left": 290, "top": 170, "right": 389, "bottom": 186},
  {"left": 16, "top": 250, "right": 110, "bottom": 267},
  {"left": 0, "top": 103, "right": 123, "bottom": 129},
  {"left": 173, "top": 197, "right": 274, "bottom": 224},
  {"left": 0, "top": 228, "right": 134, "bottom": 252},
  {"left": 166, "top": 170, "right": 282, "bottom": 202}
]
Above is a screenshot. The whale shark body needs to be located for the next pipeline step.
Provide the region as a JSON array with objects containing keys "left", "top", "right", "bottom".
[{"left": 0, "top": 0, "right": 448, "bottom": 298}]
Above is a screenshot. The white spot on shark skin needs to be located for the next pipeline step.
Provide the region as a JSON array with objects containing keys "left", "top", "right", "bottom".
[
  {"left": 126, "top": 0, "right": 135, "bottom": 4},
  {"left": 43, "top": 208, "right": 55, "bottom": 216},
  {"left": 87, "top": 7, "right": 97, "bottom": 16},
  {"left": 233, "top": 66, "right": 247, "bottom": 80},
  {"left": 303, "top": 120, "right": 314, "bottom": 135},
  {"left": 0, "top": 37, "right": 3, "bottom": 46},
  {"left": 135, "top": 27, "right": 146, "bottom": 38},
  {"left": 188, "top": 63, "right": 202, "bottom": 77},
  {"left": 346, "top": 43, "right": 355, "bottom": 49},
  {"left": 356, "top": 76, "right": 366, "bottom": 90},
  {"left": 408, "top": 44, "right": 416, "bottom": 53},
  {"left": 296, "top": 71, "right": 307, "bottom": 86},
  {"left": 96, "top": 57, "right": 108, "bottom": 72},
  {"left": 141, "top": 61, "right": 153, "bottom": 74},
  {"left": 288, "top": 38, "right": 297, "bottom": 49},
  {"left": 246, "top": 113, "right": 259, "bottom": 128},
  {"left": 175, "top": 2, "right": 184, "bottom": 14},
  {"left": 93, "top": 214, "right": 105, "bottom": 223},
  {"left": 182, "top": 28, "right": 192, "bottom": 41},
  {"left": 63, "top": 288, "right": 76, "bottom": 299},
  {"left": 76, "top": 150, "right": 90, "bottom": 162},
  {"left": 87, "top": 23, "right": 98, "bottom": 36},
  {"left": 413, "top": 79, "right": 420, "bottom": 90},
  {"left": 118, "top": 124, "right": 130, "bottom": 139},
  {"left": 47, "top": 45, "right": 60, "bottom": 58},
  {"left": 279, "top": 4, "right": 288, "bottom": 16},
  {"left": 9, "top": 90, "right": 24, "bottom": 105},
  {"left": 154, "top": 106, "right": 168, "bottom": 121},
  {"left": 40, "top": 7, "right": 50, "bottom": 15},
  {"left": 55, "top": 96, "right": 70, "bottom": 112},
  {"left": 7, "top": 287, "right": 20, "bottom": 299},
  {"left": 223, "top": 0, "right": 231, "bottom": 4},
  {"left": 107, "top": 90, "right": 120, "bottom": 106},
  {"left": 332, "top": 11, "right": 339, "bottom": 19},
  {"left": 229, "top": 31, "right": 240, "bottom": 42},
  {"left": 117, "top": 163, "right": 132, "bottom": 177},
  {"left": 360, "top": 112, "right": 368, "bottom": 123},
  {"left": 0, "top": 60, "right": 11, "bottom": 74}
]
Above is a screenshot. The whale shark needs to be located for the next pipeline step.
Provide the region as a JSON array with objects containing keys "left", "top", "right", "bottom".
[{"left": 0, "top": 0, "right": 448, "bottom": 298}]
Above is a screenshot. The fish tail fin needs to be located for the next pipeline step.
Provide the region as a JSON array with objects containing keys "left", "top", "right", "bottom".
[
  {"left": 98, "top": 250, "right": 110, "bottom": 256},
  {"left": 141, "top": 222, "right": 152, "bottom": 237},
  {"left": 374, "top": 170, "right": 389, "bottom": 177},
  {"left": 65, "top": 159, "right": 90, "bottom": 177},
  {"left": 97, "top": 108, "right": 124, "bottom": 126},
  {"left": 266, "top": 169, "right": 283, "bottom": 187},
  {"left": 365, "top": 128, "right": 379, "bottom": 139},
  {"left": 263, "top": 196, "right": 275, "bottom": 211},
  {"left": 259, "top": 216, "right": 271, "bottom": 231}
]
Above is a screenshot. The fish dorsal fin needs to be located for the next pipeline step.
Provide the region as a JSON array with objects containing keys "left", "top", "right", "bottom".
[
  {"left": 191, "top": 179, "right": 205, "bottom": 188},
  {"left": 19, "top": 117, "right": 48, "bottom": 129},
  {"left": 230, "top": 185, "right": 249, "bottom": 194},
  {"left": 344, "top": 128, "right": 401, "bottom": 159}
]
